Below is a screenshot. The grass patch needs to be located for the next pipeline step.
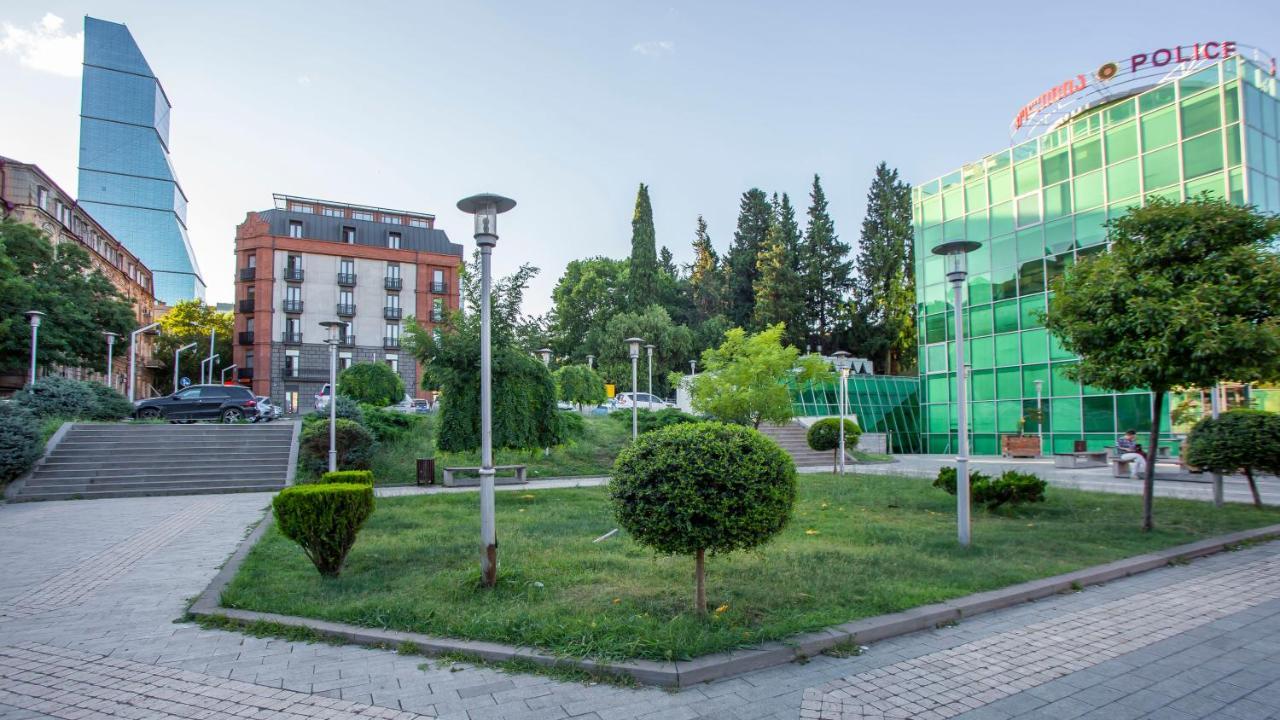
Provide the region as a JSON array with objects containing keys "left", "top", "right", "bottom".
[
  {"left": 368, "top": 418, "right": 437, "bottom": 486},
  {"left": 434, "top": 414, "right": 630, "bottom": 479},
  {"left": 222, "top": 473, "right": 1280, "bottom": 662}
]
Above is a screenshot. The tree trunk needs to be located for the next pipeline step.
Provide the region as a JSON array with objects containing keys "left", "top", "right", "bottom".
[
  {"left": 694, "top": 548, "right": 706, "bottom": 615},
  {"left": 1142, "top": 390, "right": 1165, "bottom": 532},
  {"left": 833, "top": 448, "right": 838, "bottom": 474},
  {"left": 1245, "top": 468, "right": 1263, "bottom": 508}
]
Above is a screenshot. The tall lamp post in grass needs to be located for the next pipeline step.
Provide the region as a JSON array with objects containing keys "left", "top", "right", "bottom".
[
  {"left": 24, "top": 310, "right": 45, "bottom": 386},
  {"left": 457, "top": 193, "right": 517, "bottom": 588},
  {"left": 644, "top": 343, "right": 655, "bottom": 410},
  {"left": 103, "top": 331, "right": 119, "bottom": 390},
  {"left": 932, "top": 239, "right": 981, "bottom": 548},
  {"left": 320, "top": 320, "right": 345, "bottom": 473},
  {"left": 625, "top": 337, "right": 644, "bottom": 439},
  {"left": 831, "top": 351, "right": 852, "bottom": 475},
  {"left": 129, "top": 322, "right": 160, "bottom": 402},
  {"left": 173, "top": 342, "right": 197, "bottom": 393}
]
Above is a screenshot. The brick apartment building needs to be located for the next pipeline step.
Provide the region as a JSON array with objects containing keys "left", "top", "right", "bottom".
[
  {"left": 233, "top": 194, "right": 463, "bottom": 413},
  {"left": 0, "top": 156, "right": 160, "bottom": 394}
]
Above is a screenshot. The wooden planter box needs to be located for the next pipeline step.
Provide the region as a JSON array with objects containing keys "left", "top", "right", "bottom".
[{"left": 1001, "top": 435, "right": 1041, "bottom": 458}]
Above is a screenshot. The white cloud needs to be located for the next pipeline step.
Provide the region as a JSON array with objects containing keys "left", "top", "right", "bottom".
[
  {"left": 297, "top": 75, "right": 311, "bottom": 86},
  {"left": 0, "top": 12, "right": 82, "bottom": 77},
  {"left": 631, "top": 40, "right": 674, "bottom": 57}
]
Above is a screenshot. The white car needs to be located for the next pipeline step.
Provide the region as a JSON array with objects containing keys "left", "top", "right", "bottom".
[
  {"left": 253, "top": 396, "right": 282, "bottom": 422},
  {"left": 612, "top": 392, "right": 673, "bottom": 411},
  {"left": 315, "top": 383, "right": 331, "bottom": 411}
]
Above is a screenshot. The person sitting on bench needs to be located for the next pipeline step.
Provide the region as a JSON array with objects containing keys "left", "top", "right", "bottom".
[{"left": 1117, "top": 430, "right": 1147, "bottom": 480}]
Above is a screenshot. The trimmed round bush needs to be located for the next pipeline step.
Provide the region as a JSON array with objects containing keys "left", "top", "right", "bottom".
[
  {"left": 12, "top": 376, "right": 97, "bottom": 419},
  {"left": 85, "top": 382, "right": 133, "bottom": 421},
  {"left": 1186, "top": 409, "right": 1280, "bottom": 507},
  {"left": 337, "top": 362, "right": 405, "bottom": 407},
  {"left": 299, "top": 418, "right": 376, "bottom": 475},
  {"left": 318, "top": 470, "right": 374, "bottom": 485},
  {"left": 0, "top": 403, "right": 41, "bottom": 484},
  {"left": 610, "top": 422, "right": 797, "bottom": 613},
  {"left": 272, "top": 483, "right": 375, "bottom": 576},
  {"left": 806, "top": 418, "right": 862, "bottom": 472}
]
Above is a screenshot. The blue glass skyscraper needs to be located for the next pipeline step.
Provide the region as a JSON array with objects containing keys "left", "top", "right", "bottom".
[{"left": 78, "top": 16, "right": 204, "bottom": 304}]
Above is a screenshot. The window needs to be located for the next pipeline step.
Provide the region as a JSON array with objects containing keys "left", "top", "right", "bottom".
[
  {"left": 382, "top": 214, "right": 402, "bottom": 225},
  {"left": 339, "top": 352, "right": 353, "bottom": 371},
  {"left": 339, "top": 258, "right": 355, "bottom": 275},
  {"left": 385, "top": 323, "right": 401, "bottom": 340},
  {"left": 247, "top": 254, "right": 256, "bottom": 269},
  {"left": 352, "top": 211, "right": 373, "bottom": 221},
  {"left": 36, "top": 186, "right": 48, "bottom": 211},
  {"left": 339, "top": 289, "right": 354, "bottom": 306},
  {"left": 288, "top": 221, "right": 303, "bottom": 238},
  {"left": 245, "top": 351, "right": 254, "bottom": 369},
  {"left": 246, "top": 317, "right": 255, "bottom": 334},
  {"left": 289, "top": 202, "right": 314, "bottom": 214},
  {"left": 341, "top": 321, "right": 353, "bottom": 342},
  {"left": 284, "top": 391, "right": 299, "bottom": 414},
  {"left": 385, "top": 355, "right": 399, "bottom": 373},
  {"left": 342, "top": 227, "right": 356, "bottom": 244},
  {"left": 432, "top": 268, "right": 444, "bottom": 284},
  {"left": 322, "top": 207, "right": 344, "bottom": 217},
  {"left": 386, "top": 294, "right": 400, "bottom": 309},
  {"left": 409, "top": 218, "right": 428, "bottom": 228},
  {"left": 285, "top": 285, "right": 301, "bottom": 303},
  {"left": 286, "top": 317, "right": 301, "bottom": 335},
  {"left": 386, "top": 263, "right": 400, "bottom": 279},
  {"left": 284, "top": 350, "right": 300, "bottom": 378},
  {"left": 286, "top": 255, "right": 302, "bottom": 272},
  {"left": 246, "top": 285, "right": 256, "bottom": 301},
  {"left": 387, "top": 232, "right": 401, "bottom": 249}
]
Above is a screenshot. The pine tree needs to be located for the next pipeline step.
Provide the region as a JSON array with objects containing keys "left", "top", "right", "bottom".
[
  {"left": 627, "top": 183, "right": 658, "bottom": 311},
  {"left": 753, "top": 193, "right": 806, "bottom": 345},
  {"left": 800, "top": 174, "right": 852, "bottom": 348},
  {"left": 659, "top": 246, "right": 678, "bottom": 278},
  {"left": 724, "top": 188, "right": 772, "bottom": 329},
  {"left": 852, "top": 163, "right": 916, "bottom": 373},
  {"left": 688, "top": 215, "right": 723, "bottom": 322}
]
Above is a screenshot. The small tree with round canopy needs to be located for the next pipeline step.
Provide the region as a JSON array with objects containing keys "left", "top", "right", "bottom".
[{"left": 1185, "top": 409, "right": 1280, "bottom": 508}]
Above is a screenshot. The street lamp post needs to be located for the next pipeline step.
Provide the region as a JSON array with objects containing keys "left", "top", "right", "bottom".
[
  {"left": 221, "top": 364, "right": 238, "bottom": 384},
  {"left": 537, "top": 348, "right": 552, "bottom": 367},
  {"left": 932, "top": 239, "right": 982, "bottom": 547},
  {"left": 173, "top": 342, "right": 197, "bottom": 393},
  {"left": 457, "top": 193, "right": 517, "bottom": 589},
  {"left": 103, "top": 331, "right": 119, "bottom": 390},
  {"left": 644, "top": 343, "right": 655, "bottom": 410},
  {"left": 129, "top": 322, "right": 160, "bottom": 403},
  {"left": 586, "top": 354, "right": 594, "bottom": 369},
  {"left": 205, "top": 329, "right": 216, "bottom": 384},
  {"left": 201, "top": 354, "right": 220, "bottom": 388},
  {"left": 832, "top": 351, "right": 852, "bottom": 475},
  {"left": 690, "top": 360, "right": 697, "bottom": 375},
  {"left": 1033, "top": 379, "right": 1044, "bottom": 457},
  {"left": 626, "top": 337, "right": 643, "bottom": 439},
  {"left": 320, "top": 321, "right": 344, "bottom": 473},
  {"left": 1210, "top": 382, "right": 1223, "bottom": 507},
  {"left": 24, "top": 311, "right": 45, "bottom": 386}
]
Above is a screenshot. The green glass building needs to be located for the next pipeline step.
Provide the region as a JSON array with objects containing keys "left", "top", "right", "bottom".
[{"left": 913, "top": 50, "right": 1280, "bottom": 456}]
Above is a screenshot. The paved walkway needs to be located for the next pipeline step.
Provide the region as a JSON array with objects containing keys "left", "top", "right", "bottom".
[{"left": 0, "top": 492, "right": 1277, "bottom": 720}]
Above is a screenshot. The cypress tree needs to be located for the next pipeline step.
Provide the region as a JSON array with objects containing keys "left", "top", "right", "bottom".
[
  {"left": 627, "top": 183, "right": 658, "bottom": 311},
  {"left": 852, "top": 163, "right": 916, "bottom": 374},
  {"left": 688, "top": 215, "right": 723, "bottom": 322},
  {"left": 800, "top": 175, "right": 852, "bottom": 347},
  {"left": 753, "top": 193, "right": 806, "bottom": 345},
  {"left": 724, "top": 188, "right": 772, "bottom": 329}
]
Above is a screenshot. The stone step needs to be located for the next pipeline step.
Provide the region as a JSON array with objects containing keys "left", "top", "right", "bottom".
[
  {"left": 49, "top": 441, "right": 293, "bottom": 452},
  {"left": 38, "top": 454, "right": 291, "bottom": 470},
  {"left": 14, "top": 484, "right": 285, "bottom": 502},
  {"left": 26, "top": 468, "right": 287, "bottom": 482}
]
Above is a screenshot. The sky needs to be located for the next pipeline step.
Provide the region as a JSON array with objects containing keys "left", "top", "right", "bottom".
[{"left": 2, "top": 1, "right": 1276, "bottom": 315}]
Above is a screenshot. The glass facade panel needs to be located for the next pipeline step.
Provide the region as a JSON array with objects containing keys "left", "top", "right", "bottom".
[
  {"left": 1182, "top": 130, "right": 1224, "bottom": 179},
  {"left": 1072, "top": 171, "right": 1104, "bottom": 210},
  {"left": 1143, "top": 145, "right": 1180, "bottom": 190},
  {"left": 1107, "top": 159, "right": 1141, "bottom": 200},
  {"left": 1072, "top": 137, "right": 1103, "bottom": 175},
  {"left": 1181, "top": 90, "right": 1222, "bottom": 137},
  {"left": 1141, "top": 107, "right": 1177, "bottom": 151},
  {"left": 1105, "top": 121, "right": 1138, "bottom": 162},
  {"left": 1042, "top": 148, "right": 1070, "bottom": 185}
]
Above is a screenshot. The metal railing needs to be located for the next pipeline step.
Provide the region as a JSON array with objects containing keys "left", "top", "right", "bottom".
[
  {"left": 337, "top": 272, "right": 356, "bottom": 286},
  {"left": 384, "top": 276, "right": 403, "bottom": 291},
  {"left": 383, "top": 337, "right": 401, "bottom": 349},
  {"left": 384, "top": 306, "right": 403, "bottom": 320},
  {"left": 430, "top": 281, "right": 448, "bottom": 294},
  {"left": 238, "top": 267, "right": 256, "bottom": 281},
  {"left": 284, "top": 267, "right": 304, "bottom": 281},
  {"left": 237, "top": 331, "right": 254, "bottom": 345},
  {"left": 336, "top": 303, "right": 356, "bottom": 317},
  {"left": 238, "top": 299, "right": 255, "bottom": 313},
  {"left": 282, "top": 332, "right": 302, "bottom": 344},
  {"left": 282, "top": 299, "right": 304, "bottom": 313}
]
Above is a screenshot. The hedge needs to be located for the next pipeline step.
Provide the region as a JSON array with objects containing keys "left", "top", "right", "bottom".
[
  {"left": 934, "top": 467, "right": 1047, "bottom": 510},
  {"left": 0, "top": 403, "right": 41, "bottom": 484},
  {"left": 272, "top": 483, "right": 375, "bottom": 576},
  {"left": 318, "top": 470, "right": 374, "bottom": 485},
  {"left": 298, "top": 418, "right": 376, "bottom": 475}
]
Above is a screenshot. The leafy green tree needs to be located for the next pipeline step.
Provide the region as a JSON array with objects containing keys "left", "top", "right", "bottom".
[
  {"left": 0, "top": 219, "right": 137, "bottom": 379},
  {"left": 554, "top": 363, "right": 606, "bottom": 410},
  {"left": 800, "top": 175, "right": 852, "bottom": 348},
  {"left": 753, "top": 193, "right": 806, "bottom": 346},
  {"left": 1044, "top": 197, "right": 1280, "bottom": 530},
  {"left": 850, "top": 163, "right": 916, "bottom": 374},
  {"left": 1186, "top": 409, "right": 1280, "bottom": 508},
  {"left": 806, "top": 418, "right": 862, "bottom": 472},
  {"left": 627, "top": 183, "right": 659, "bottom": 312},
  {"left": 587, "top": 304, "right": 693, "bottom": 398},
  {"left": 687, "top": 215, "right": 724, "bottom": 323},
  {"left": 689, "top": 323, "right": 800, "bottom": 428},
  {"left": 610, "top": 422, "right": 796, "bottom": 614},
  {"left": 337, "top": 361, "right": 405, "bottom": 406},
  {"left": 548, "top": 257, "right": 628, "bottom": 360},
  {"left": 724, "top": 188, "right": 772, "bottom": 329},
  {"left": 153, "top": 300, "right": 233, "bottom": 389}
]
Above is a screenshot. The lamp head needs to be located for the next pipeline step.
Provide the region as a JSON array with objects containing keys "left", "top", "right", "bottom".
[
  {"left": 625, "top": 337, "right": 644, "bottom": 359},
  {"left": 538, "top": 347, "right": 552, "bottom": 364},
  {"left": 644, "top": 343, "right": 654, "bottom": 356},
  {"left": 104, "top": 331, "right": 119, "bottom": 345},
  {"left": 319, "top": 320, "right": 344, "bottom": 343},
  {"left": 931, "top": 240, "right": 982, "bottom": 285},
  {"left": 830, "top": 350, "right": 853, "bottom": 372},
  {"left": 24, "top": 310, "right": 45, "bottom": 328},
  {"left": 456, "top": 193, "right": 516, "bottom": 245}
]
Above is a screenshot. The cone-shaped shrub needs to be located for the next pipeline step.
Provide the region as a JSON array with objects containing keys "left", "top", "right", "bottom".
[{"left": 272, "top": 483, "right": 375, "bottom": 577}]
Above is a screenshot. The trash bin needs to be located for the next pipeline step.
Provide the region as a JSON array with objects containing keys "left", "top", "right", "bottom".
[{"left": 417, "top": 458, "right": 435, "bottom": 486}]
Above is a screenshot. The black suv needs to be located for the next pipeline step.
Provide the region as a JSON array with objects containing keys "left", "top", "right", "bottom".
[{"left": 133, "top": 384, "right": 260, "bottom": 423}]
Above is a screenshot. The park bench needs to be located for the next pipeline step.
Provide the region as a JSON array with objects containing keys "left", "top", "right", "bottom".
[
  {"left": 1052, "top": 451, "right": 1108, "bottom": 469},
  {"left": 1105, "top": 446, "right": 1171, "bottom": 478},
  {"left": 441, "top": 464, "right": 528, "bottom": 487}
]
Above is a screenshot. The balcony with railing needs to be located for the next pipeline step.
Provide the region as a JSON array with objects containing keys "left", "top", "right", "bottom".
[
  {"left": 430, "top": 280, "right": 448, "bottom": 294},
  {"left": 336, "top": 303, "right": 356, "bottom": 317},
  {"left": 383, "top": 337, "right": 401, "bottom": 350},
  {"left": 283, "top": 299, "right": 304, "bottom": 313},
  {"left": 282, "top": 332, "right": 302, "bottom": 344},
  {"left": 383, "top": 306, "right": 403, "bottom": 320},
  {"left": 337, "top": 272, "right": 357, "bottom": 286},
  {"left": 238, "top": 299, "right": 255, "bottom": 313},
  {"left": 238, "top": 331, "right": 255, "bottom": 345},
  {"left": 384, "top": 276, "right": 403, "bottom": 291},
  {"left": 284, "top": 267, "right": 304, "bottom": 281},
  {"left": 239, "top": 367, "right": 254, "bottom": 379},
  {"left": 339, "top": 335, "right": 355, "bottom": 347},
  {"left": 238, "top": 267, "right": 257, "bottom": 282}
]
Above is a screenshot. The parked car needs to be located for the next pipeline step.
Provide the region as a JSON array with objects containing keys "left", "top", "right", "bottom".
[
  {"left": 612, "top": 392, "right": 674, "bottom": 411},
  {"left": 252, "top": 396, "right": 282, "bottom": 422},
  {"left": 315, "top": 383, "right": 331, "bottom": 411},
  {"left": 411, "top": 399, "right": 432, "bottom": 414},
  {"left": 133, "top": 384, "right": 260, "bottom": 423}
]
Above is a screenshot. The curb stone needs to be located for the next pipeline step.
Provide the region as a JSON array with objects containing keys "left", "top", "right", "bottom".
[{"left": 189, "top": 513, "right": 1280, "bottom": 688}]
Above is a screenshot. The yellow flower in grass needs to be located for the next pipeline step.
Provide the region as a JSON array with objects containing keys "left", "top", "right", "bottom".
[
  {"left": 805, "top": 529, "right": 820, "bottom": 536},
  {"left": 715, "top": 604, "right": 730, "bottom": 614}
]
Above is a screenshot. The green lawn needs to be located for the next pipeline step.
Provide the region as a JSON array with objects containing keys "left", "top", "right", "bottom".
[{"left": 225, "top": 473, "right": 1280, "bottom": 661}]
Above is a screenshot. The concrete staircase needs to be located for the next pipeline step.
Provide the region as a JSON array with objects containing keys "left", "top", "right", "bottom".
[
  {"left": 8, "top": 422, "right": 298, "bottom": 502},
  {"left": 757, "top": 422, "right": 849, "bottom": 469}
]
